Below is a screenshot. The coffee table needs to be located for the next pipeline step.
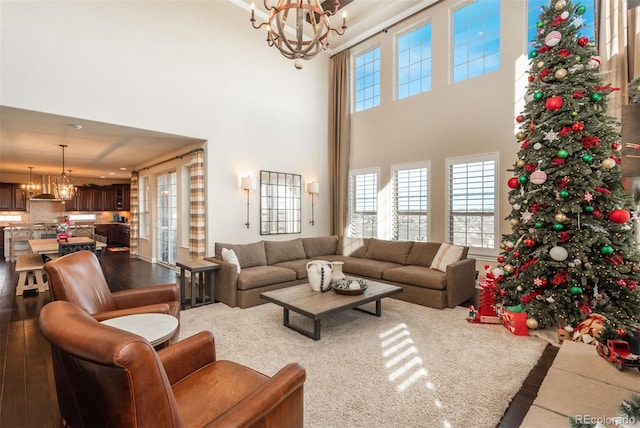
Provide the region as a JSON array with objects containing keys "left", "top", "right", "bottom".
[
  {"left": 100, "top": 313, "right": 178, "bottom": 348},
  {"left": 260, "top": 280, "right": 402, "bottom": 340}
]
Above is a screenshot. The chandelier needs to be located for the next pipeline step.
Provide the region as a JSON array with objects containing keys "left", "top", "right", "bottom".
[
  {"left": 21, "top": 166, "right": 40, "bottom": 199},
  {"left": 250, "top": 0, "right": 347, "bottom": 68},
  {"left": 53, "top": 144, "right": 76, "bottom": 202}
]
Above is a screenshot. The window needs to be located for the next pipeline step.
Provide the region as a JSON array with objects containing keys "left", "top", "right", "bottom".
[
  {"left": 392, "top": 163, "right": 429, "bottom": 241},
  {"left": 446, "top": 154, "right": 497, "bottom": 254},
  {"left": 452, "top": 0, "right": 500, "bottom": 83},
  {"left": 139, "top": 176, "right": 149, "bottom": 239},
  {"left": 527, "top": 1, "right": 595, "bottom": 49},
  {"left": 397, "top": 23, "right": 432, "bottom": 99},
  {"left": 354, "top": 47, "right": 381, "bottom": 112},
  {"left": 348, "top": 169, "right": 378, "bottom": 238},
  {"left": 68, "top": 214, "right": 96, "bottom": 221}
]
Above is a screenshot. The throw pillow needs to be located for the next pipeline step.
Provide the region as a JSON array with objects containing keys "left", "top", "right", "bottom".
[
  {"left": 430, "top": 243, "right": 464, "bottom": 272},
  {"left": 221, "top": 248, "right": 241, "bottom": 273}
]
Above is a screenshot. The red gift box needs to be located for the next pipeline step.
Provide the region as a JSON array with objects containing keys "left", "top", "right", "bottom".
[{"left": 502, "top": 308, "right": 529, "bottom": 336}]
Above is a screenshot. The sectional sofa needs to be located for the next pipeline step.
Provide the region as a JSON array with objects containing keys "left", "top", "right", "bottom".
[{"left": 204, "top": 236, "right": 477, "bottom": 310}]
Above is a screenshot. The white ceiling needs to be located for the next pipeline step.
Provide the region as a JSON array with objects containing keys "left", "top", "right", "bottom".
[{"left": 0, "top": 0, "right": 438, "bottom": 181}]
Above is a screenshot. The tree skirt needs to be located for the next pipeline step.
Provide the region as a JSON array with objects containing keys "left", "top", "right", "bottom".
[{"left": 179, "top": 298, "right": 547, "bottom": 428}]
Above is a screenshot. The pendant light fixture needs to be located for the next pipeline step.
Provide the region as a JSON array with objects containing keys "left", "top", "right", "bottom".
[
  {"left": 53, "top": 144, "right": 76, "bottom": 202},
  {"left": 21, "top": 166, "right": 41, "bottom": 199}
]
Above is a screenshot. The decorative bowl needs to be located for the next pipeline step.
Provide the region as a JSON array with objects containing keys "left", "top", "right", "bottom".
[{"left": 332, "top": 278, "right": 368, "bottom": 295}]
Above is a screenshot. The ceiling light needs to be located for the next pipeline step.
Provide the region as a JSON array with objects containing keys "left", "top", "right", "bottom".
[
  {"left": 21, "top": 166, "right": 41, "bottom": 200},
  {"left": 53, "top": 144, "right": 76, "bottom": 202},
  {"left": 250, "top": 0, "right": 347, "bottom": 68}
]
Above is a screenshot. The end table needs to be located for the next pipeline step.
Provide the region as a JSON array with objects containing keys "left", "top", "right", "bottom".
[{"left": 176, "top": 260, "right": 220, "bottom": 309}]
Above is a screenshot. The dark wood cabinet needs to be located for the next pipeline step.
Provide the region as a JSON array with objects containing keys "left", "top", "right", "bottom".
[
  {"left": 114, "top": 185, "right": 130, "bottom": 211},
  {"left": 70, "top": 185, "right": 130, "bottom": 212},
  {"left": 0, "top": 183, "right": 26, "bottom": 211},
  {"left": 95, "top": 223, "right": 130, "bottom": 246}
]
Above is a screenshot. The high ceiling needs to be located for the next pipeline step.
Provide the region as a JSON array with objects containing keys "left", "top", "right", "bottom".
[{"left": 0, "top": 0, "right": 438, "bottom": 181}]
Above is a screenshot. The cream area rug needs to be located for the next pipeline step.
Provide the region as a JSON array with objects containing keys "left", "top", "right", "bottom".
[{"left": 178, "top": 298, "right": 547, "bottom": 428}]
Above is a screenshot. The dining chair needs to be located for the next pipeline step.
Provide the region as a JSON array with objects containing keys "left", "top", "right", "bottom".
[{"left": 59, "top": 241, "right": 96, "bottom": 256}]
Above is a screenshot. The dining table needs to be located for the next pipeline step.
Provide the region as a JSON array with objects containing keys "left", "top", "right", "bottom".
[{"left": 28, "top": 237, "right": 107, "bottom": 255}]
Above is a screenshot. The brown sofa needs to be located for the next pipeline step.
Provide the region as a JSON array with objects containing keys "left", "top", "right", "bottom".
[{"left": 205, "top": 236, "right": 476, "bottom": 310}]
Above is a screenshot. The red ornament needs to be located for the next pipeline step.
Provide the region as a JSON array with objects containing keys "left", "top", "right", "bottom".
[
  {"left": 516, "top": 115, "right": 524, "bottom": 123},
  {"left": 573, "top": 91, "right": 584, "bottom": 98},
  {"left": 513, "top": 251, "right": 520, "bottom": 258},
  {"left": 507, "top": 177, "right": 520, "bottom": 189},
  {"left": 545, "top": 96, "right": 563, "bottom": 111},
  {"left": 497, "top": 256, "right": 504, "bottom": 263},
  {"left": 578, "top": 36, "right": 589, "bottom": 46},
  {"left": 524, "top": 238, "right": 535, "bottom": 248},
  {"left": 609, "top": 208, "right": 631, "bottom": 224},
  {"left": 572, "top": 122, "right": 585, "bottom": 132},
  {"left": 612, "top": 142, "right": 621, "bottom": 150}
]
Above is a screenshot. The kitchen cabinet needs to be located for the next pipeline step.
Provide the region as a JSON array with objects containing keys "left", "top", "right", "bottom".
[
  {"left": 95, "top": 223, "right": 130, "bottom": 246},
  {"left": 0, "top": 183, "right": 26, "bottom": 211},
  {"left": 69, "top": 185, "right": 129, "bottom": 212}
]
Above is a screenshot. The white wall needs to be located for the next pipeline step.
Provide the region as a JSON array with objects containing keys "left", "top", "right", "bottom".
[
  {"left": 0, "top": 0, "right": 331, "bottom": 257},
  {"left": 348, "top": 1, "right": 527, "bottom": 258}
]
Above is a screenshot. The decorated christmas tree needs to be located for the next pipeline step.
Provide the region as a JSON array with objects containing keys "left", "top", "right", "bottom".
[{"left": 494, "top": 0, "right": 640, "bottom": 337}]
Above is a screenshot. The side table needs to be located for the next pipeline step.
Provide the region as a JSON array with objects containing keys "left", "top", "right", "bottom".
[
  {"left": 176, "top": 259, "right": 220, "bottom": 309},
  {"left": 100, "top": 313, "right": 178, "bottom": 348}
]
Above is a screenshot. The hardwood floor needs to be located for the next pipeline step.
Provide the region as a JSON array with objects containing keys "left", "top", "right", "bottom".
[{"left": 0, "top": 251, "right": 556, "bottom": 428}]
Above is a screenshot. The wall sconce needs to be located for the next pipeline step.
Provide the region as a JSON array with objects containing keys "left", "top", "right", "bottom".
[
  {"left": 306, "top": 182, "right": 319, "bottom": 226},
  {"left": 241, "top": 176, "right": 257, "bottom": 229}
]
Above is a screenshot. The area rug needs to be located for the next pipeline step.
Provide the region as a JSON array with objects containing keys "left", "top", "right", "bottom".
[
  {"left": 106, "top": 247, "right": 129, "bottom": 252},
  {"left": 178, "top": 298, "right": 547, "bottom": 428}
]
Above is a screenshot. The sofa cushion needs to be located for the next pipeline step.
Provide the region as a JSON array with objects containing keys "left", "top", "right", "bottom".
[
  {"left": 237, "top": 266, "right": 297, "bottom": 290},
  {"left": 338, "top": 237, "right": 370, "bottom": 257},
  {"left": 364, "top": 238, "right": 413, "bottom": 265},
  {"left": 342, "top": 258, "right": 402, "bottom": 279},
  {"left": 430, "top": 243, "right": 465, "bottom": 272},
  {"left": 215, "top": 241, "right": 267, "bottom": 268},
  {"left": 382, "top": 265, "right": 447, "bottom": 290},
  {"left": 303, "top": 236, "right": 338, "bottom": 258},
  {"left": 264, "top": 239, "right": 306, "bottom": 265},
  {"left": 405, "top": 242, "right": 441, "bottom": 267},
  {"left": 221, "top": 248, "right": 241, "bottom": 273},
  {"left": 272, "top": 259, "right": 312, "bottom": 280}
]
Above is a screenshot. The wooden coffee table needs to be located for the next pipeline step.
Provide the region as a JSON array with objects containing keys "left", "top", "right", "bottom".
[{"left": 260, "top": 280, "right": 402, "bottom": 340}]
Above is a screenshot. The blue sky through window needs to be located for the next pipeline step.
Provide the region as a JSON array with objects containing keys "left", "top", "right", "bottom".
[
  {"left": 355, "top": 47, "right": 381, "bottom": 112},
  {"left": 398, "top": 23, "right": 432, "bottom": 99},
  {"left": 452, "top": 0, "right": 501, "bottom": 83}
]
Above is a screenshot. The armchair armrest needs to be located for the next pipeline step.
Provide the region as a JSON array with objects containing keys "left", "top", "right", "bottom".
[
  {"left": 92, "top": 303, "right": 171, "bottom": 322},
  {"left": 111, "top": 283, "right": 180, "bottom": 309},
  {"left": 204, "top": 257, "right": 238, "bottom": 307},
  {"left": 205, "top": 363, "right": 306, "bottom": 428},
  {"left": 158, "top": 331, "right": 217, "bottom": 385},
  {"left": 445, "top": 257, "right": 477, "bottom": 308}
]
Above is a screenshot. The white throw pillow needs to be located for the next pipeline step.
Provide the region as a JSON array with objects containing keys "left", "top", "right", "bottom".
[
  {"left": 430, "top": 243, "right": 464, "bottom": 272},
  {"left": 221, "top": 248, "right": 241, "bottom": 273}
]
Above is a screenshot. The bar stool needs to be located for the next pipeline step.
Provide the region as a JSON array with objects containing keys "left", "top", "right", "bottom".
[{"left": 9, "top": 223, "right": 33, "bottom": 263}]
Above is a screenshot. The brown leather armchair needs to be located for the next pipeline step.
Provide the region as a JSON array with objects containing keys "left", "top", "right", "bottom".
[
  {"left": 44, "top": 250, "right": 181, "bottom": 342},
  {"left": 39, "top": 300, "right": 306, "bottom": 428}
]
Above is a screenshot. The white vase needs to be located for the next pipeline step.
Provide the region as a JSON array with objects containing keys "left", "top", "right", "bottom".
[
  {"left": 331, "top": 261, "right": 345, "bottom": 284},
  {"left": 306, "top": 260, "right": 333, "bottom": 292}
]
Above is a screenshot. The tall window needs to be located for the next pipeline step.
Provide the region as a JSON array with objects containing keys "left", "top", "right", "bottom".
[
  {"left": 139, "top": 176, "right": 149, "bottom": 239},
  {"left": 452, "top": 0, "right": 500, "bottom": 83},
  {"left": 527, "top": 1, "right": 595, "bottom": 48},
  {"left": 354, "top": 47, "right": 381, "bottom": 112},
  {"left": 397, "top": 22, "right": 432, "bottom": 99},
  {"left": 446, "top": 154, "right": 497, "bottom": 254},
  {"left": 348, "top": 169, "right": 378, "bottom": 238},
  {"left": 392, "top": 163, "right": 429, "bottom": 241}
]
